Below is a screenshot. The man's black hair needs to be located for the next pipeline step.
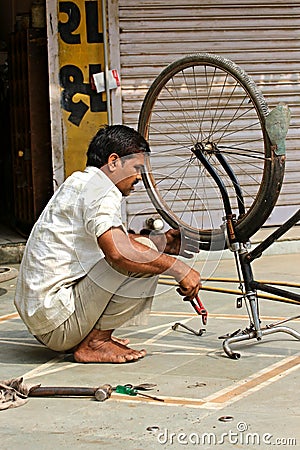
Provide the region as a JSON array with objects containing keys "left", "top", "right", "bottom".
[{"left": 86, "top": 124, "right": 150, "bottom": 168}]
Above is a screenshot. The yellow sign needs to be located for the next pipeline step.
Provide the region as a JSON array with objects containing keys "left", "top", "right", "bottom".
[{"left": 58, "top": 0, "right": 108, "bottom": 176}]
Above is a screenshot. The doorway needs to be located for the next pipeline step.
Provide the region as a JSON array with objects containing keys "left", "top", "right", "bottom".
[{"left": 0, "top": 0, "right": 53, "bottom": 238}]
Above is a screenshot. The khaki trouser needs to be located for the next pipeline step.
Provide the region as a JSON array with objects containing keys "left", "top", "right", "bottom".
[{"left": 36, "top": 237, "right": 159, "bottom": 352}]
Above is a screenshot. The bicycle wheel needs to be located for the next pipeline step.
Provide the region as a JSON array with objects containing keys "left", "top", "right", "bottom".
[{"left": 138, "top": 53, "right": 285, "bottom": 250}]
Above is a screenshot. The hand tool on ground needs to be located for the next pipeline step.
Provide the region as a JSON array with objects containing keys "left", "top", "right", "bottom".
[
  {"left": 172, "top": 322, "right": 204, "bottom": 336},
  {"left": 114, "top": 384, "right": 164, "bottom": 402},
  {"left": 28, "top": 382, "right": 160, "bottom": 402},
  {"left": 28, "top": 384, "right": 113, "bottom": 401},
  {"left": 173, "top": 293, "right": 208, "bottom": 336}
]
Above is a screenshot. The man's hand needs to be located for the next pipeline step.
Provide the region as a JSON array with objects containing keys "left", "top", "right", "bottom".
[
  {"left": 150, "top": 228, "right": 199, "bottom": 258},
  {"left": 176, "top": 267, "right": 202, "bottom": 300}
]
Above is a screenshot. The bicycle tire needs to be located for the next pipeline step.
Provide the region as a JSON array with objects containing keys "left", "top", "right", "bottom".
[{"left": 138, "top": 53, "right": 285, "bottom": 250}]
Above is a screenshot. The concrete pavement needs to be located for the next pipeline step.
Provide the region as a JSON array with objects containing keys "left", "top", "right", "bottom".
[{"left": 0, "top": 245, "right": 299, "bottom": 449}]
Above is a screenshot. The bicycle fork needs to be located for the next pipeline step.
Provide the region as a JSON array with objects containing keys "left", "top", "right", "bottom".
[
  {"left": 221, "top": 215, "right": 264, "bottom": 359},
  {"left": 238, "top": 249, "right": 263, "bottom": 340}
]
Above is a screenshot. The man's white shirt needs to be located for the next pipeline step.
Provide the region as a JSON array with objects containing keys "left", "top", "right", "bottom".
[{"left": 14, "top": 166, "right": 125, "bottom": 335}]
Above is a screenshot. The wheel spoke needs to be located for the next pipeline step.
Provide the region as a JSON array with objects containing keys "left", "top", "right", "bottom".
[{"left": 138, "top": 54, "right": 284, "bottom": 247}]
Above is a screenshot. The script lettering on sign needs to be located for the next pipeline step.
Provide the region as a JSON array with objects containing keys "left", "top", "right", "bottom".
[{"left": 58, "top": 1, "right": 106, "bottom": 126}]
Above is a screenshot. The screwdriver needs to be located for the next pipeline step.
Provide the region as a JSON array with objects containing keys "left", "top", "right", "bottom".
[{"left": 114, "top": 384, "right": 164, "bottom": 402}]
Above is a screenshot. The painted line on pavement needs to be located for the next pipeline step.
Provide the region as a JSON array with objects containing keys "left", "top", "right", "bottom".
[
  {"left": 203, "top": 354, "right": 300, "bottom": 407},
  {"left": 0, "top": 312, "right": 19, "bottom": 322},
  {"left": 111, "top": 354, "right": 300, "bottom": 409}
]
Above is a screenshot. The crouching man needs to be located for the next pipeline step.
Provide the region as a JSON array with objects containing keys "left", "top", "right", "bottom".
[{"left": 14, "top": 125, "right": 201, "bottom": 363}]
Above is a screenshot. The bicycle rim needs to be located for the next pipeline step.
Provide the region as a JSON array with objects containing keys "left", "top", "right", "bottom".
[{"left": 138, "top": 53, "right": 285, "bottom": 250}]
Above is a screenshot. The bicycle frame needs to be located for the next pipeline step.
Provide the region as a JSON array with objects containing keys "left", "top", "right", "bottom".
[{"left": 194, "top": 148, "right": 300, "bottom": 359}]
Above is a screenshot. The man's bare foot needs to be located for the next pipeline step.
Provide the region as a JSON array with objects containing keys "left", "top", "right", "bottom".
[
  {"left": 73, "top": 329, "right": 146, "bottom": 363},
  {"left": 112, "top": 336, "right": 130, "bottom": 346},
  {"left": 67, "top": 335, "right": 129, "bottom": 354}
]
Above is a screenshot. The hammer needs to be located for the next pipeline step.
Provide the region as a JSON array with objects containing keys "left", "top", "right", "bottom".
[{"left": 29, "top": 384, "right": 113, "bottom": 402}]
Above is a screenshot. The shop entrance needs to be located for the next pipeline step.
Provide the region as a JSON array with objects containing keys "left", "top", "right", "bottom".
[{"left": 0, "top": 0, "right": 53, "bottom": 237}]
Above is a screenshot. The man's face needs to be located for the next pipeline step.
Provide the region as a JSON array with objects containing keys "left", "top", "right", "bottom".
[{"left": 115, "top": 153, "right": 145, "bottom": 196}]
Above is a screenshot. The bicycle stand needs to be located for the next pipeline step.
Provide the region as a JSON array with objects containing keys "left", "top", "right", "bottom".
[
  {"left": 223, "top": 325, "right": 300, "bottom": 359},
  {"left": 194, "top": 147, "right": 300, "bottom": 359},
  {"left": 221, "top": 208, "right": 300, "bottom": 359}
]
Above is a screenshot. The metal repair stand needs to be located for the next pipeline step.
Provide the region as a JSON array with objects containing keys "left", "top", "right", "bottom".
[
  {"left": 223, "top": 208, "right": 300, "bottom": 359},
  {"left": 192, "top": 145, "right": 300, "bottom": 359}
]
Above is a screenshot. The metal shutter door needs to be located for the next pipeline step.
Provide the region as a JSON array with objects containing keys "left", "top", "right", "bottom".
[{"left": 109, "top": 1, "right": 300, "bottom": 232}]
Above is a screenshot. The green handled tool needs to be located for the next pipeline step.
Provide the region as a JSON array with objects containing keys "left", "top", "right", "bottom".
[{"left": 114, "top": 384, "right": 164, "bottom": 402}]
